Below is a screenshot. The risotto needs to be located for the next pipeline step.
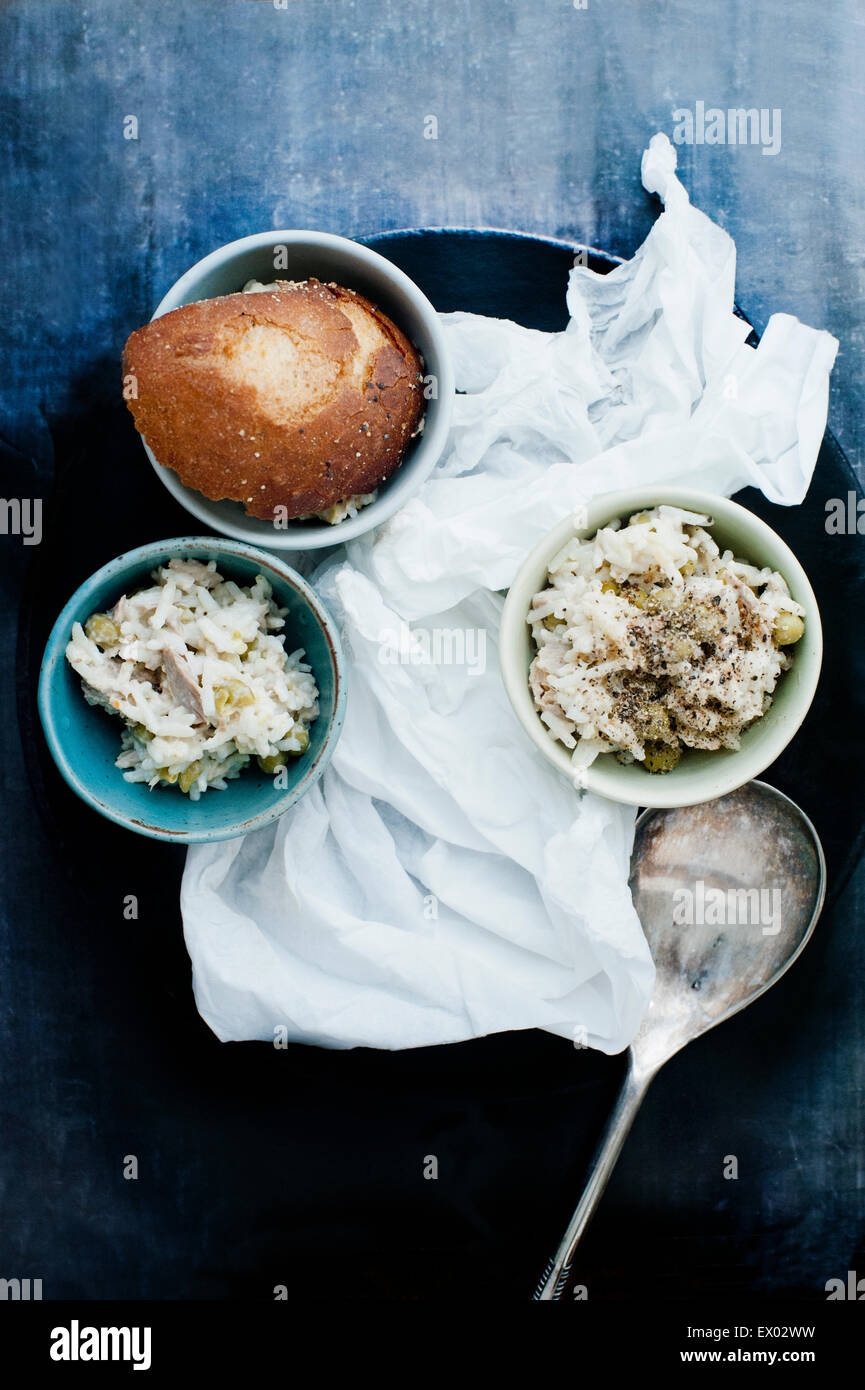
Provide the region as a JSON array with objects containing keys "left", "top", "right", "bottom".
[
  {"left": 65, "top": 557, "right": 319, "bottom": 797},
  {"left": 528, "top": 505, "right": 805, "bottom": 774}
]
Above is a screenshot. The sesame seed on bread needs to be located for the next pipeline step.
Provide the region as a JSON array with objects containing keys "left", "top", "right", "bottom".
[{"left": 122, "top": 279, "right": 426, "bottom": 520}]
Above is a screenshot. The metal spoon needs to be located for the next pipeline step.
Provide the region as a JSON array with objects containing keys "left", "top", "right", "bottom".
[{"left": 534, "top": 779, "right": 826, "bottom": 1301}]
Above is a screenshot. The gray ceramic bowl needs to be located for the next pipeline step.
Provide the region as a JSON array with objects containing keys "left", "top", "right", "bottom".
[
  {"left": 499, "top": 487, "right": 822, "bottom": 808},
  {"left": 142, "top": 230, "right": 454, "bottom": 549},
  {"left": 38, "top": 537, "right": 346, "bottom": 842}
]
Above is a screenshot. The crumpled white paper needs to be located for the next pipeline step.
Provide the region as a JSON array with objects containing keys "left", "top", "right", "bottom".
[{"left": 181, "top": 134, "right": 838, "bottom": 1053}]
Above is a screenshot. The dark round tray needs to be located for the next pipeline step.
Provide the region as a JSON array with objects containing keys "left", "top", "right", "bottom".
[{"left": 16, "top": 230, "right": 865, "bottom": 1300}]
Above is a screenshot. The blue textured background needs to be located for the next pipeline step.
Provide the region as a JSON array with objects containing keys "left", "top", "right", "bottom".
[
  {"left": 2, "top": 0, "right": 864, "bottom": 1302},
  {"left": 3, "top": 0, "right": 863, "bottom": 481}
]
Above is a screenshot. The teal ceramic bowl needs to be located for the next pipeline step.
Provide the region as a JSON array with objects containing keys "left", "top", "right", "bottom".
[{"left": 38, "top": 538, "right": 346, "bottom": 842}]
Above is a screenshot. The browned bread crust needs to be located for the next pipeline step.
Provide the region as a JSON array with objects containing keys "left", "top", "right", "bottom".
[{"left": 122, "top": 280, "right": 425, "bottom": 519}]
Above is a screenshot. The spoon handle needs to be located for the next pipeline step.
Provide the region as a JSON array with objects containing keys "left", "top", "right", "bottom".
[{"left": 533, "top": 1049, "right": 654, "bottom": 1300}]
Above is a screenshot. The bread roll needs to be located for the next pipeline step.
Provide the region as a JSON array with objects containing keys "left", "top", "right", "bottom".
[{"left": 122, "top": 279, "right": 426, "bottom": 520}]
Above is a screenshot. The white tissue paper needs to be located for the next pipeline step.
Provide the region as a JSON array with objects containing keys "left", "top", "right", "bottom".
[{"left": 181, "top": 134, "right": 838, "bottom": 1052}]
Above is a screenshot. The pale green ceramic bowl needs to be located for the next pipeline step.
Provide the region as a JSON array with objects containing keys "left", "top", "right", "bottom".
[
  {"left": 145, "top": 230, "right": 454, "bottom": 550},
  {"left": 499, "top": 488, "right": 822, "bottom": 809}
]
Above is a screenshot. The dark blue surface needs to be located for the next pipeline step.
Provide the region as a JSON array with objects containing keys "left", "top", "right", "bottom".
[
  {"left": 2, "top": 0, "right": 865, "bottom": 1302},
  {"left": 6, "top": 228, "right": 864, "bottom": 1302}
]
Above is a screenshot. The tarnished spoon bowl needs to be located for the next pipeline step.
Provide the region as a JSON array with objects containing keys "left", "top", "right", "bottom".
[{"left": 534, "top": 780, "right": 826, "bottom": 1300}]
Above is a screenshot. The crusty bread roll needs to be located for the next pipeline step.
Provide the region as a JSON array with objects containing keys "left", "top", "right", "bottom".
[{"left": 122, "top": 279, "right": 425, "bottom": 520}]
